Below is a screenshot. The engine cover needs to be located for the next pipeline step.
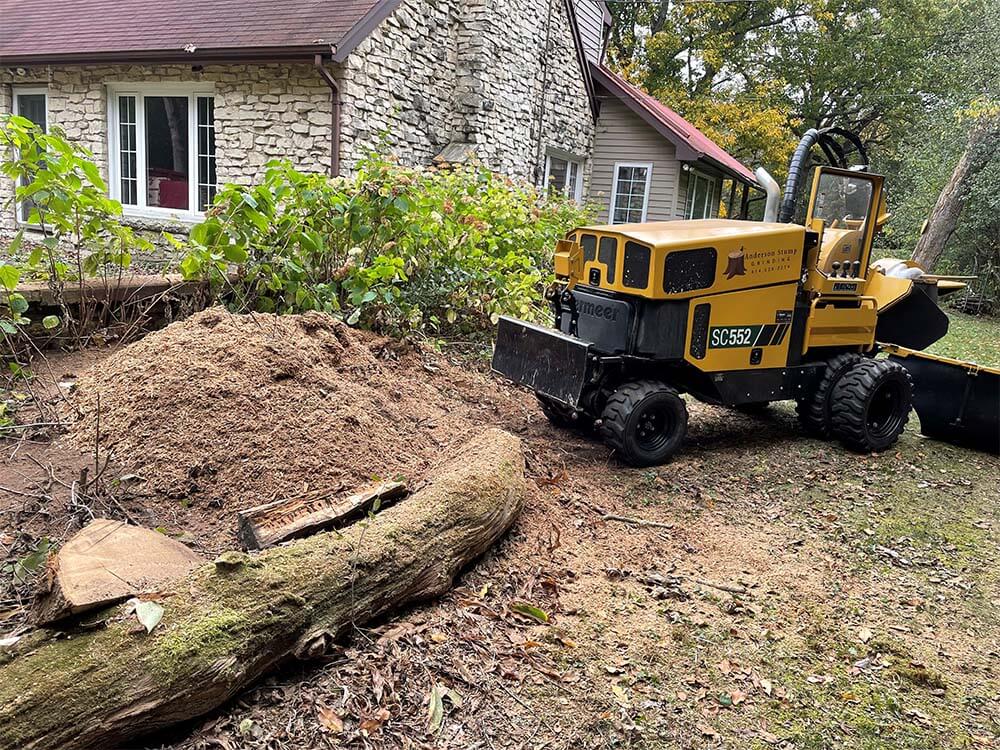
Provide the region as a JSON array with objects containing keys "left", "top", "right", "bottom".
[{"left": 559, "top": 287, "right": 633, "bottom": 354}]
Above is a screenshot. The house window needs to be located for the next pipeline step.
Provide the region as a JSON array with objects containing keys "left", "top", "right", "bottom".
[
  {"left": 108, "top": 86, "right": 217, "bottom": 218},
  {"left": 685, "top": 169, "right": 718, "bottom": 220},
  {"left": 610, "top": 163, "right": 652, "bottom": 224},
  {"left": 544, "top": 154, "right": 583, "bottom": 201},
  {"left": 13, "top": 87, "right": 48, "bottom": 224}
]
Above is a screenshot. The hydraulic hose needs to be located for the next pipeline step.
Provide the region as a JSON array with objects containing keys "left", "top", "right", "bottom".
[{"left": 778, "top": 128, "right": 821, "bottom": 223}]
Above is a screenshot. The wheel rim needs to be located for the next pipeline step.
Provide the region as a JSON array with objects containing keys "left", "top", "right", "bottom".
[
  {"left": 866, "top": 380, "right": 905, "bottom": 439},
  {"left": 634, "top": 403, "right": 675, "bottom": 452}
]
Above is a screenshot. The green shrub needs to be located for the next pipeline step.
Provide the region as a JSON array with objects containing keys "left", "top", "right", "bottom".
[
  {"left": 179, "top": 155, "right": 593, "bottom": 335},
  {"left": 0, "top": 115, "right": 152, "bottom": 344}
]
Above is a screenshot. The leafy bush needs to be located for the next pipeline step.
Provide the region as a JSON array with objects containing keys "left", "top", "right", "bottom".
[
  {"left": 0, "top": 115, "right": 152, "bottom": 343},
  {"left": 179, "top": 155, "right": 593, "bottom": 334}
]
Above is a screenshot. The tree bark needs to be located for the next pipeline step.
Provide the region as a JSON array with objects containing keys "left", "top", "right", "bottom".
[
  {"left": 0, "top": 428, "right": 525, "bottom": 750},
  {"left": 911, "top": 116, "right": 1000, "bottom": 271}
]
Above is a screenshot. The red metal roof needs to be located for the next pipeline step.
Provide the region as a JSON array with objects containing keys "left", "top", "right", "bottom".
[
  {"left": 0, "top": 0, "right": 401, "bottom": 64},
  {"left": 592, "top": 65, "right": 757, "bottom": 185}
]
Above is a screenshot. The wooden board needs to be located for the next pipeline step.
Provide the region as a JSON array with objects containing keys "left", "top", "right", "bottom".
[
  {"left": 32, "top": 519, "right": 203, "bottom": 625},
  {"left": 236, "top": 481, "right": 408, "bottom": 550}
]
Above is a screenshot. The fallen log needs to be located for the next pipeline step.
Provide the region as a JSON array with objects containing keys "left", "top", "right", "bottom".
[
  {"left": 32, "top": 518, "right": 203, "bottom": 625},
  {"left": 0, "top": 428, "right": 525, "bottom": 750},
  {"left": 237, "top": 480, "right": 408, "bottom": 550}
]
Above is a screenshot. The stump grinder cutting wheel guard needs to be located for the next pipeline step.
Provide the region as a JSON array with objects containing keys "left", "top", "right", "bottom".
[{"left": 493, "top": 128, "right": 998, "bottom": 465}]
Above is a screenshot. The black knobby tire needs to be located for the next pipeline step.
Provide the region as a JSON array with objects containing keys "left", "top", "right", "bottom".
[
  {"left": 600, "top": 381, "right": 688, "bottom": 467},
  {"left": 830, "top": 359, "right": 912, "bottom": 452},
  {"left": 537, "top": 394, "right": 592, "bottom": 431},
  {"left": 796, "top": 352, "right": 864, "bottom": 438}
]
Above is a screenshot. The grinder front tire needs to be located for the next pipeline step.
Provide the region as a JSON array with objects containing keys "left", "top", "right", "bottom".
[
  {"left": 600, "top": 381, "right": 687, "bottom": 467},
  {"left": 830, "top": 359, "right": 912, "bottom": 452}
]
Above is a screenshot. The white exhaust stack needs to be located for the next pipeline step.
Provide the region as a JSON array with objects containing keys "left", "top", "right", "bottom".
[{"left": 755, "top": 167, "right": 781, "bottom": 223}]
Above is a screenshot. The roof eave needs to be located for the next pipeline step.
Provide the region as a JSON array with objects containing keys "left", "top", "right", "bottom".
[
  {"left": 590, "top": 64, "right": 700, "bottom": 162},
  {"left": 330, "top": 0, "right": 405, "bottom": 62},
  {"left": 0, "top": 45, "right": 335, "bottom": 66},
  {"left": 696, "top": 155, "right": 759, "bottom": 188}
]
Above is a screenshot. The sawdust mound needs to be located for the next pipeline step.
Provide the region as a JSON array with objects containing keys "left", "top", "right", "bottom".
[{"left": 68, "top": 308, "right": 501, "bottom": 548}]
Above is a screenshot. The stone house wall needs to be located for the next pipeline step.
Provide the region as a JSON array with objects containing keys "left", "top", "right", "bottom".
[
  {"left": 0, "top": 0, "right": 596, "bottom": 239},
  {"left": 0, "top": 63, "right": 333, "bottom": 236}
]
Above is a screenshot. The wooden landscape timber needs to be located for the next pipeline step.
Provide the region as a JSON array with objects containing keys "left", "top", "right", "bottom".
[
  {"left": 237, "top": 480, "right": 408, "bottom": 550},
  {"left": 0, "top": 428, "right": 525, "bottom": 750},
  {"left": 31, "top": 519, "right": 203, "bottom": 625}
]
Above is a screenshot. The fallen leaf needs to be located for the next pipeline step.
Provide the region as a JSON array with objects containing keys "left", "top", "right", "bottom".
[
  {"left": 611, "top": 683, "right": 630, "bottom": 706},
  {"left": 127, "top": 598, "right": 164, "bottom": 633},
  {"left": 360, "top": 707, "right": 390, "bottom": 734},
  {"left": 697, "top": 722, "right": 719, "bottom": 738},
  {"left": 510, "top": 602, "right": 550, "bottom": 623},
  {"left": 427, "top": 684, "right": 445, "bottom": 732},
  {"left": 730, "top": 689, "right": 747, "bottom": 705},
  {"left": 316, "top": 705, "right": 343, "bottom": 733},
  {"left": 857, "top": 626, "right": 874, "bottom": 643}
]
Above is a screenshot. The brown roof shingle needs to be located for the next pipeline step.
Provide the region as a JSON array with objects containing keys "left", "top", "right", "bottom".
[{"left": 0, "top": 0, "right": 401, "bottom": 64}]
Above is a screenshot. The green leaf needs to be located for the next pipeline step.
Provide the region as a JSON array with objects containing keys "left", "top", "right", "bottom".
[
  {"left": 0, "top": 320, "right": 18, "bottom": 335},
  {"left": 0, "top": 265, "right": 20, "bottom": 292},
  {"left": 13, "top": 538, "right": 50, "bottom": 583},
  {"left": 509, "top": 602, "right": 549, "bottom": 623},
  {"left": 8, "top": 294, "right": 28, "bottom": 315},
  {"left": 223, "top": 245, "right": 249, "bottom": 264},
  {"left": 41, "top": 315, "right": 60, "bottom": 330},
  {"left": 179, "top": 254, "right": 203, "bottom": 279},
  {"left": 6, "top": 229, "right": 24, "bottom": 257}
]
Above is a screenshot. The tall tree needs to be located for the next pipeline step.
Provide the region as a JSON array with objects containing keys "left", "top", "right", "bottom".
[
  {"left": 911, "top": 113, "right": 1000, "bottom": 271},
  {"left": 606, "top": 0, "right": 975, "bottom": 175}
]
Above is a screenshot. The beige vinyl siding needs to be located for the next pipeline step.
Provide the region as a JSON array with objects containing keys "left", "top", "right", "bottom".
[
  {"left": 591, "top": 96, "right": 681, "bottom": 223},
  {"left": 574, "top": 0, "right": 606, "bottom": 62}
]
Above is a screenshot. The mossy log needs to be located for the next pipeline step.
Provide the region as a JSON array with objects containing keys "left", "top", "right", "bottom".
[{"left": 0, "top": 428, "right": 525, "bottom": 750}]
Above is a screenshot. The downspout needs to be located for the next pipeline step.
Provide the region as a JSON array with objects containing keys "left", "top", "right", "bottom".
[{"left": 314, "top": 54, "right": 341, "bottom": 178}]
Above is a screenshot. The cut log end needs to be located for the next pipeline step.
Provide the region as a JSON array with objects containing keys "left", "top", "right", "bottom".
[{"left": 31, "top": 519, "right": 203, "bottom": 626}]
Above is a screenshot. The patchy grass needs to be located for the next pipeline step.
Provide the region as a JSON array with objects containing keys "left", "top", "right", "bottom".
[{"left": 926, "top": 310, "right": 1000, "bottom": 366}]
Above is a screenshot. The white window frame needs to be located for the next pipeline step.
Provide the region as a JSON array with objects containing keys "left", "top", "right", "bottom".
[
  {"left": 12, "top": 86, "right": 49, "bottom": 225},
  {"left": 609, "top": 162, "right": 653, "bottom": 224},
  {"left": 685, "top": 168, "right": 719, "bottom": 220},
  {"left": 543, "top": 153, "right": 584, "bottom": 202},
  {"left": 106, "top": 82, "right": 216, "bottom": 222}
]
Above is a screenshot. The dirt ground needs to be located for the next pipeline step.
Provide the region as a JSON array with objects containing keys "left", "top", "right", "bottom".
[{"left": 1, "top": 310, "right": 998, "bottom": 750}]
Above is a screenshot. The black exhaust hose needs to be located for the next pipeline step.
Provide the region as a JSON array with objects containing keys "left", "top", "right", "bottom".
[{"left": 778, "top": 128, "right": 821, "bottom": 223}]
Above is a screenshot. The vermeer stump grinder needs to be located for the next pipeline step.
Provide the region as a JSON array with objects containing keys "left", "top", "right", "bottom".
[{"left": 492, "top": 129, "right": 999, "bottom": 466}]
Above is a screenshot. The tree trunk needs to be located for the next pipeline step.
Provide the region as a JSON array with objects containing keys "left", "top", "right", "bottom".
[
  {"left": 911, "top": 116, "right": 1000, "bottom": 271},
  {"left": 0, "top": 429, "right": 525, "bottom": 750}
]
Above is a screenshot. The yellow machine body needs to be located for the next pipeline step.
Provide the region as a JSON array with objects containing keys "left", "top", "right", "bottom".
[{"left": 551, "top": 167, "right": 912, "bottom": 374}]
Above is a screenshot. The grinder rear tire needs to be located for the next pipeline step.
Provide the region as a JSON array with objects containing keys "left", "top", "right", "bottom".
[
  {"left": 796, "top": 352, "right": 863, "bottom": 438},
  {"left": 830, "top": 359, "right": 912, "bottom": 452},
  {"left": 600, "top": 381, "right": 687, "bottom": 467}
]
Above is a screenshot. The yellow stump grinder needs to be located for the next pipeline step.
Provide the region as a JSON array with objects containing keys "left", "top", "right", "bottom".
[{"left": 492, "top": 129, "right": 999, "bottom": 465}]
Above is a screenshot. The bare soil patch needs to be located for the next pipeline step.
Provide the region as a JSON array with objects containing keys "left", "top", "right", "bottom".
[{"left": 2, "top": 310, "right": 998, "bottom": 749}]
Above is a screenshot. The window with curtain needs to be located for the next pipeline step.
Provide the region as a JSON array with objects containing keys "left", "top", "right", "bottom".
[{"left": 109, "top": 87, "right": 217, "bottom": 217}]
